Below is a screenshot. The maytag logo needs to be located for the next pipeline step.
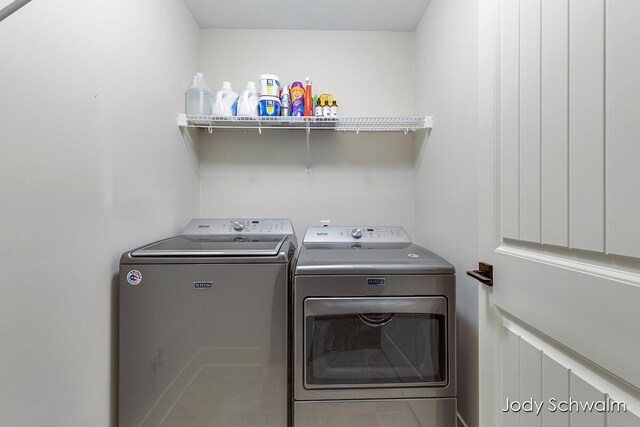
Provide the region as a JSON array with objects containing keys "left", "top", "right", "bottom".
[
  {"left": 367, "top": 278, "right": 386, "bottom": 286},
  {"left": 194, "top": 281, "right": 213, "bottom": 289},
  {"left": 316, "top": 232, "right": 328, "bottom": 236}
]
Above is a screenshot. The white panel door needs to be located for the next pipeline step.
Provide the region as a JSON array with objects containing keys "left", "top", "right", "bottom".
[
  {"left": 569, "top": 0, "right": 605, "bottom": 252},
  {"left": 500, "top": 0, "right": 521, "bottom": 240},
  {"left": 541, "top": 354, "right": 569, "bottom": 427},
  {"left": 501, "top": 327, "right": 520, "bottom": 427},
  {"left": 608, "top": 410, "right": 640, "bottom": 427},
  {"left": 519, "top": 339, "right": 542, "bottom": 427},
  {"left": 540, "top": 0, "right": 569, "bottom": 247},
  {"left": 606, "top": 0, "right": 640, "bottom": 258},
  {"left": 519, "top": 0, "right": 542, "bottom": 244},
  {"left": 497, "top": 320, "right": 637, "bottom": 427},
  {"left": 478, "top": 1, "right": 640, "bottom": 426},
  {"left": 569, "top": 373, "right": 606, "bottom": 427}
]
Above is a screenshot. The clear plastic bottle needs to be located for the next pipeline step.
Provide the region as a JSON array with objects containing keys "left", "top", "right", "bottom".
[{"left": 185, "top": 73, "right": 212, "bottom": 116}]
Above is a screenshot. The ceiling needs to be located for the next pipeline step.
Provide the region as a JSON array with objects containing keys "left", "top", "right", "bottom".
[{"left": 183, "top": 0, "right": 432, "bottom": 31}]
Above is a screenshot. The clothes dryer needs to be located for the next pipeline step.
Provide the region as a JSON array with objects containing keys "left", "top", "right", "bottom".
[{"left": 292, "top": 226, "right": 456, "bottom": 427}]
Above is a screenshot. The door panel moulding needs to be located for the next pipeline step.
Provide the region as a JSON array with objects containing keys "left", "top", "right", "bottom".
[
  {"left": 501, "top": 314, "right": 640, "bottom": 417},
  {"left": 497, "top": 242, "right": 640, "bottom": 288}
]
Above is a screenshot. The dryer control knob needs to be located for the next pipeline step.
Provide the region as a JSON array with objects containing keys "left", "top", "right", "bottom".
[
  {"left": 232, "top": 221, "right": 245, "bottom": 231},
  {"left": 351, "top": 228, "right": 363, "bottom": 239}
]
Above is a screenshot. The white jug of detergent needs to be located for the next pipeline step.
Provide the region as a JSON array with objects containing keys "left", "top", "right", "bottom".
[
  {"left": 237, "top": 82, "right": 259, "bottom": 117},
  {"left": 212, "top": 81, "right": 239, "bottom": 117}
]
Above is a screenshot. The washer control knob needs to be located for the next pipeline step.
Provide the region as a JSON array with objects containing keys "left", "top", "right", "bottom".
[
  {"left": 232, "top": 221, "right": 245, "bottom": 231},
  {"left": 351, "top": 228, "right": 363, "bottom": 239}
]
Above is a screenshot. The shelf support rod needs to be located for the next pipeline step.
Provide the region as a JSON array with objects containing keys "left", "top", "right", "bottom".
[
  {"left": 0, "top": 0, "right": 32, "bottom": 22},
  {"left": 305, "top": 122, "right": 311, "bottom": 174}
]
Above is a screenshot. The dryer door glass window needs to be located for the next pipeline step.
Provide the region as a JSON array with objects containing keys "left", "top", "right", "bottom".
[{"left": 303, "top": 297, "right": 447, "bottom": 388}]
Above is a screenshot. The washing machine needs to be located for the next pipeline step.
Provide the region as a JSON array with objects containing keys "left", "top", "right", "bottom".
[
  {"left": 119, "top": 218, "right": 296, "bottom": 427},
  {"left": 292, "top": 226, "right": 456, "bottom": 427}
]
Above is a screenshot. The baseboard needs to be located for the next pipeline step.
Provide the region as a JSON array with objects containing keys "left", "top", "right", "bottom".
[{"left": 457, "top": 413, "right": 470, "bottom": 427}]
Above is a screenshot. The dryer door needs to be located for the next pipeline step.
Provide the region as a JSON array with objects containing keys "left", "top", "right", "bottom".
[
  {"left": 293, "top": 274, "right": 456, "bottom": 400},
  {"left": 303, "top": 297, "right": 448, "bottom": 390}
]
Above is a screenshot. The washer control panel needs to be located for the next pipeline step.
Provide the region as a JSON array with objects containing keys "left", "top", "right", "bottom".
[
  {"left": 182, "top": 218, "right": 295, "bottom": 235},
  {"left": 303, "top": 226, "right": 412, "bottom": 244}
]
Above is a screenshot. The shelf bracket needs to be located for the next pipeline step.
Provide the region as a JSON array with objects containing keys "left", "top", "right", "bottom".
[
  {"left": 305, "top": 122, "right": 311, "bottom": 174},
  {"left": 258, "top": 121, "right": 262, "bottom": 135},
  {"left": 177, "top": 113, "right": 188, "bottom": 127}
]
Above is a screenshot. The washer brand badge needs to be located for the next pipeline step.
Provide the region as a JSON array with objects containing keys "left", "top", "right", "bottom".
[
  {"left": 127, "top": 270, "right": 142, "bottom": 286},
  {"left": 198, "top": 225, "right": 210, "bottom": 229},
  {"left": 194, "top": 281, "right": 213, "bottom": 289},
  {"left": 367, "top": 278, "right": 386, "bottom": 286}
]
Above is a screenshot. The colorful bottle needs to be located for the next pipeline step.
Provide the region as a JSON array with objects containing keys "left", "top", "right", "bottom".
[
  {"left": 330, "top": 100, "right": 339, "bottom": 117},
  {"left": 290, "top": 81, "right": 305, "bottom": 116},
  {"left": 304, "top": 76, "right": 313, "bottom": 116}
]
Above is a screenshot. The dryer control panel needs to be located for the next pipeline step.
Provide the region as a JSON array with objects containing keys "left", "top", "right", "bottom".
[
  {"left": 182, "top": 218, "right": 295, "bottom": 235},
  {"left": 303, "top": 226, "right": 412, "bottom": 244}
]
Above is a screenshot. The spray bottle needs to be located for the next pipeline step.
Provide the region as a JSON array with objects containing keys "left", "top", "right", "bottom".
[{"left": 304, "top": 76, "right": 313, "bottom": 116}]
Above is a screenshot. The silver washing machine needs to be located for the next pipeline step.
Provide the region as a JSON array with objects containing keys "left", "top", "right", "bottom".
[
  {"left": 119, "top": 218, "right": 296, "bottom": 427},
  {"left": 292, "top": 226, "right": 456, "bottom": 427}
]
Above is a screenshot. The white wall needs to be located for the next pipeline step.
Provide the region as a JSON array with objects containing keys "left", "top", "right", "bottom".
[
  {"left": 0, "top": 0, "right": 200, "bottom": 425},
  {"left": 198, "top": 29, "right": 417, "bottom": 236},
  {"left": 414, "top": 1, "right": 480, "bottom": 426}
]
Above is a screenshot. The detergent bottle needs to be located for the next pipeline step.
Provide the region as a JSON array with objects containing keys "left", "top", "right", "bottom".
[
  {"left": 237, "top": 81, "right": 259, "bottom": 117},
  {"left": 212, "top": 81, "right": 239, "bottom": 117},
  {"left": 185, "top": 73, "right": 212, "bottom": 116}
]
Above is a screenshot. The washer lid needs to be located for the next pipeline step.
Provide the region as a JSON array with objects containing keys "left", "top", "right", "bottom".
[
  {"left": 295, "top": 242, "right": 455, "bottom": 275},
  {"left": 131, "top": 218, "right": 295, "bottom": 257},
  {"left": 131, "top": 234, "right": 288, "bottom": 257}
]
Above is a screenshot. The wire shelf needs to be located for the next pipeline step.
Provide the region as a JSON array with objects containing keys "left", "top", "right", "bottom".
[
  {"left": 177, "top": 114, "right": 433, "bottom": 174},
  {"left": 177, "top": 114, "right": 432, "bottom": 133}
]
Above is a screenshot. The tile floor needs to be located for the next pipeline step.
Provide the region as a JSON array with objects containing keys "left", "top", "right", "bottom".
[
  {"left": 294, "top": 400, "right": 424, "bottom": 427},
  {"left": 160, "top": 365, "right": 460, "bottom": 427},
  {"left": 161, "top": 365, "right": 285, "bottom": 427}
]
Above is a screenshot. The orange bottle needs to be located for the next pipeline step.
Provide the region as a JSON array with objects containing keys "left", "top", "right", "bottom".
[{"left": 304, "top": 76, "right": 312, "bottom": 116}]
